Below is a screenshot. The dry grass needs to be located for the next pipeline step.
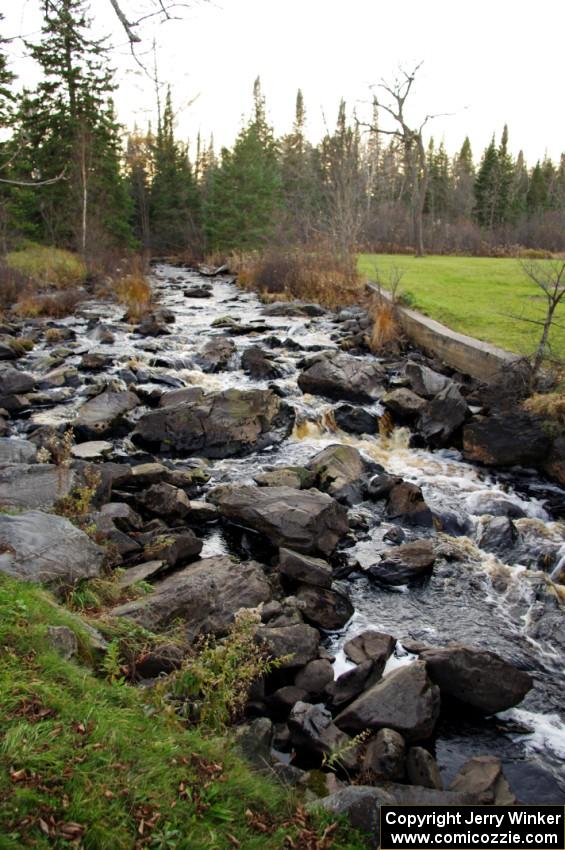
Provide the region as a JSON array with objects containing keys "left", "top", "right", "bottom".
[
  {"left": 231, "top": 245, "right": 364, "bottom": 310},
  {"left": 13, "top": 289, "right": 81, "bottom": 319},
  {"left": 523, "top": 392, "right": 565, "bottom": 430},
  {"left": 114, "top": 270, "right": 152, "bottom": 322},
  {"left": 6, "top": 243, "right": 86, "bottom": 289},
  {"left": 369, "top": 295, "right": 402, "bottom": 354}
]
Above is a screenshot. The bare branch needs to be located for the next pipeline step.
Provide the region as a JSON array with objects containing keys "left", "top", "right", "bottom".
[
  {"left": 0, "top": 169, "right": 67, "bottom": 187},
  {"left": 108, "top": 0, "right": 141, "bottom": 42}
]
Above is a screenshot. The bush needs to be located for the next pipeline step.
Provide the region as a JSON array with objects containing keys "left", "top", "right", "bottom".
[
  {"left": 114, "top": 270, "right": 152, "bottom": 322},
  {"left": 6, "top": 243, "right": 87, "bottom": 289},
  {"left": 0, "top": 259, "right": 30, "bottom": 310},
  {"left": 13, "top": 289, "right": 81, "bottom": 318},
  {"left": 523, "top": 392, "right": 565, "bottom": 433}
]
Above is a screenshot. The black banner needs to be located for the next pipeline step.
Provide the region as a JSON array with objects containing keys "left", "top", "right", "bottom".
[{"left": 380, "top": 806, "right": 565, "bottom": 850}]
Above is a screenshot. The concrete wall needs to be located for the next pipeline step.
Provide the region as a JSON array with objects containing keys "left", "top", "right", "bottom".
[{"left": 367, "top": 284, "right": 521, "bottom": 381}]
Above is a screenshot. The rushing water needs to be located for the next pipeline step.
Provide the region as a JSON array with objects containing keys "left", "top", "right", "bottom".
[{"left": 17, "top": 264, "right": 565, "bottom": 800}]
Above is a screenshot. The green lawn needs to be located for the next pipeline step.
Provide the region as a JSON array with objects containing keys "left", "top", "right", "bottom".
[{"left": 358, "top": 254, "right": 565, "bottom": 361}]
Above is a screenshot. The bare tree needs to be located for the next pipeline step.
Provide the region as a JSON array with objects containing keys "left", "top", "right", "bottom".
[
  {"left": 107, "top": 1, "right": 202, "bottom": 45},
  {"left": 518, "top": 260, "right": 565, "bottom": 377},
  {"left": 362, "top": 63, "right": 447, "bottom": 257}
]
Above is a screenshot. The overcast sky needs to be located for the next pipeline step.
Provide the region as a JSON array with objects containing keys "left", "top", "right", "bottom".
[{"left": 4, "top": 0, "right": 564, "bottom": 164}]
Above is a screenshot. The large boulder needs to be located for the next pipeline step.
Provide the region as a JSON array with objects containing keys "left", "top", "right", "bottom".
[
  {"left": 0, "top": 510, "right": 104, "bottom": 584},
  {"left": 335, "top": 661, "right": 440, "bottom": 741},
  {"left": 278, "top": 548, "right": 333, "bottom": 588},
  {"left": 449, "top": 755, "right": 516, "bottom": 804},
  {"left": 385, "top": 481, "right": 433, "bottom": 527},
  {"left": 0, "top": 463, "right": 75, "bottom": 509},
  {"left": 112, "top": 557, "right": 271, "bottom": 641},
  {"left": 255, "top": 623, "right": 320, "bottom": 668},
  {"left": 136, "top": 482, "right": 191, "bottom": 521},
  {"left": 420, "top": 645, "right": 533, "bottom": 714},
  {"left": 307, "top": 444, "right": 375, "bottom": 504},
  {"left": 368, "top": 540, "right": 436, "bottom": 585},
  {"left": 194, "top": 337, "right": 235, "bottom": 373},
  {"left": 0, "top": 363, "right": 35, "bottom": 396},
  {"left": 209, "top": 485, "right": 349, "bottom": 556},
  {"left": 76, "top": 391, "right": 140, "bottom": 438},
  {"left": 0, "top": 438, "right": 37, "bottom": 464},
  {"left": 405, "top": 362, "right": 452, "bottom": 399},
  {"left": 382, "top": 388, "right": 426, "bottom": 419},
  {"left": 288, "top": 702, "right": 356, "bottom": 767},
  {"left": 334, "top": 404, "right": 379, "bottom": 435},
  {"left": 463, "top": 413, "right": 548, "bottom": 467},
  {"left": 344, "top": 630, "right": 396, "bottom": 670},
  {"left": 241, "top": 346, "right": 283, "bottom": 380},
  {"left": 295, "top": 584, "right": 353, "bottom": 630},
  {"left": 298, "top": 351, "right": 385, "bottom": 402},
  {"left": 418, "top": 384, "right": 469, "bottom": 447},
  {"left": 363, "top": 729, "right": 406, "bottom": 781},
  {"left": 133, "top": 388, "right": 294, "bottom": 458}
]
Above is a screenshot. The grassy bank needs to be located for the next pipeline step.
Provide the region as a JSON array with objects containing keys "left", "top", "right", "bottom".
[
  {"left": 358, "top": 254, "right": 565, "bottom": 360},
  {"left": 0, "top": 576, "right": 363, "bottom": 850}
]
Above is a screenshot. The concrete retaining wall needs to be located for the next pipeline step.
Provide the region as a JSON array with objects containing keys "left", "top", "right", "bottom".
[{"left": 367, "top": 284, "right": 521, "bottom": 381}]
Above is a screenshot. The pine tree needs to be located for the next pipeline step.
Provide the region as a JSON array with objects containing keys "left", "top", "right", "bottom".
[
  {"left": 452, "top": 137, "right": 475, "bottom": 219},
  {"left": 474, "top": 136, "right": 500, "bottom": 228},
  {"left": 495, "top": 124, "right": 514, "bottom": 224},
  {"left": 279, "top": 89, "right": 321, "bottom": 242},
  {"left": 527, "top": 161, "right": 548, "bottom": 212}
]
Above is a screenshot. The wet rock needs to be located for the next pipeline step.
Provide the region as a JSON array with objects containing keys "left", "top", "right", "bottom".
[
  {"left": 294, "top": 659, "right": 334, "bottom": 696},
  {"left": 141, "top": 530, "right": 203, "bottom": 567},
  {"left": 0, "top": 363, "right": 35, "bottom": 396},
  {"left": 406, "top": 746, "right": 443, "bottom": 790},
  {"left": 210, "top": 484, "right": 349, "bottom": 556},
  {"left": 256, "top": 623, "right": 320, "bottom": 668},
  {"left": 278, "top": 547, "right": 333, "bottom": 588},
  {"left": 80, "top": 352, "right": 112, "bottom": 371},
  {"left": 307, "top": 443, "right": 376, "bottom": 504},
  {"left": 1, "top": 394, "right": 30, "bottom": 414},
  {"left": 137, "top": 482, "right": 191, "bottom": 521},
  {"left": 158, "top": 387, "right": 205, "bottom": 407},
  {"left": 87, "top": 324, "right": 115, "bottom": 344},
  {"left": 465, "top": 491, "right": 527, "bottom": 518},
  {"left": 76, "top": 390, "right": 139, "bottom": 438},
  {"left": 288, "top": 702, "right": 357, "bottom": 767},
  {"left": 545, "top": 436, "right": 565, "bottom": 486},
  {"left": 382, "top": 388, "right": 427, "bottom": 419},
  {"left": 39, "top": 365, "right": 80, "bottom": 390},
  {"left": 385, "top": 481, "right": 433, "bottom": 527},
  {"left": 298, "top": 351, "right": 385, "bottom": 403},
  {"left": 363, "top": 729, "right": 406, "bottom": 781},
  {"left": 383, "top": 526, "right": 406, "bottom": 545},
  {"left": 184, "top": 284, "right": 212, "bottom": 298},
  {"left": 418, "top": 384, "right": 469, "bottom": 447},
  {"left": 255, "top": 466, "right": 315, "bottom": 489},
  {"left": 405, "top": 362, "right": 452, "bottom": 399},
  {"left": 477, "top": 516, "right": 519, "bottom": 555},
  {"left": 0, "top": 438, "right": 37, "bottom": 464},
  {"left": 234, "top": 718, "right": 274, "bottom": 770},
  {"left": 328, "top": 660, "right": 382, "bottom": 708},
  {"left": 185, "top": 501, "right": 219, "bottom": 523},
  {"left": 47, "top": 625, "right": 78, "bottom": 659},
  {"left": 269, "top": 686, "right": 309, "bottom": 715},
  {"left": 295, "top": 584, "right": 354, "bottom": 630},
  {"left": 0, "top": 510, "right": 104, "bottom": 584},
  {"left": 0, "top": 463, "right": 75, "bottom": 509},
  {"left": 368, "top": 540, "right": 436, "bottom": 585},
  {"left": 133, "top": 388, "right": 294, "bottom": 458},
  {"left": 136, "top": 314, "right": 171, "bottom": 336},
  {"left": 366, "top": 473, "right": 402, "bottom": 500},
  {"left": 463, "top": 413, "right": 548, "bottom": 467},
  {"left": 118, "top": 560, "right": 167, "bottom": 586},
  {"left": 335, "top": 661, "right": 440, "bottom": 741},
  {"left": 334, "top": 404, "right": 379, "bottom": 435},
  {"left": 344, "top": 630, "right": 396, "bottom": 669},
  {"left": 71, "top": 440, "right": 113, "bottom": 460},
  {"left": 194, "top": 337, "right": 235, "bottom": 373},
  {"left": 241, "top": 345, "right": 283, "bottom": 380},
  {"left": 449, "top": 756, "right": 516, "bottom": 804},
  {"left": 420, "top": 645, "right": 533, "bottom": 714},
  {"left": 262, "top": 301, "right": 325, "bottom": 317},
  {"left": 113, "top": 556, "right": 271, "bottom": 640}
]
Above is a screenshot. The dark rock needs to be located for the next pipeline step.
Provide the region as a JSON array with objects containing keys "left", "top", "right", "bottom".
[
  {"left": 184, "top": 285, "right": 212, "bottom": 298},
  {"left": 367, "top": 473, "right": 402, "bottom": 501},
  {"left": 406, "top": 746, "right": 443, "bottom": 790},
  {"left": 307, "top": 443, "right": 375, "bottom": 504},
  {"left": 134, "top": 643, "right": 185, "bottom": 678},
  {"left": 0, "top": 510, "right": 104, "bottom": 584},
  {"left": 270, "top": 686, "right": 308, "bottom": 714},
  {"left": 141, "top": 530, "right": 203, "bottom": 568},
  {"left": 100, "top": 502, "right": 143, "bottom": 532},
  {"left": 334, "top": 404, "right": 379, "bottom": 435},
  {"left": 328, "top": 660, "right": 381, "bottom": 708},
  {"left": 81, "top": 352, "right": 112, "bottom": 371},
  {"left": 298, "top": 351, "right": 385, "bottom": 402},
  {"left": 383, "top": 526, "right": 406, "bottom": 545},
  {"left": 210, "top": 484, "right": 349, "bottom": 556},
  {"left": 234, "top": 718, "right": 274, "bottom": 771},
  {"left": 463, "top": 413, "right": 548, "bottom": 467},
  {"left": 278, "top": 547, "right": 332, "bottom": 588},
  {"left": 118, "top": 560, "right": 167, "bottom": 586},
  {"left": 449, "top": 756, "right": 516, "bottom": 804},
  {"left": 158, "top": 387, "right": 205, "bottom": 408},
  {"left": 194, "top": 337, "right": 235, "bottom": 373},
  {"left": 137, "top": 314, "right": 171, "bottom": 336},
  {"left": 405, "top": 362, "right": 452, "bottom": 399},
  {"left": 368, "top": 540, "right": 436, "bottom": 585},
  {"left": 241, "top": 346, "right": 283, "bottom": 380},
  {"left": 133, "top": 388, "right": 294, "bottom": 458},
  {"left": 295, "top": 584, "right": 354, "bottom": 631},
  {"left": 76, "top": 390, "right": 139, "bottom": 438},
  {"left": 91, "top": 514, "right": 140, "bottom": 558},
  {"left": 113, "top": 556, "right": 271, "bottom": 640},
  {"left": 335, "top": 661, "right": 440, "bottom": 741},
  {"left": 0, "top": 438, "right": 37, "bottom": 464},
  {"left": 256, "top": 624, "right": 320, "bottom": 668},
  {"left": 545, "top": 436, "right": 565, "bottom": 486},
  {"left": 294, "top": 659, "right": 334, "bottom": 696},
  {"left": 344, "top": 631, "right": 396, "bottom": 669},
  {"left": 420, "top": 645, "right": 533, "bottom": 714},
  {"left": 386, "top": 481, "right": 433, "bottom": 527},
  {"left": 0, "top": 363, "right": 35, "bottom": 396},
  {"left": 255, "top": 466, "right": 315, "bottom": 489},
  {"left": 262, "top": 301, "right": 326, "bottom": 317},
  {"left": 477, "top": 516, "right": 519, "bottom": 556},
  {"left": 0, "top": 463, "right": 75, "bottom": 509},
  {"left": 418, "top": 384, "right": 469, "bottom": 446},
  {"left": 363, "top": 729, "right": 406, "bottom": 781},
  {"left": 137, "top": 482, "right": 191, "bottom": 521},
  {"left": 382, "top": 388, "right": 427, "bottom": 419},
  {"left": 288, "top": 702, "right": 356, "bottom": 767}
]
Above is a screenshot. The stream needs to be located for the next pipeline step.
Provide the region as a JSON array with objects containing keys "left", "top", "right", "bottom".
[{"left": 15, "top": 263, "right": 565, "bottom": 801}]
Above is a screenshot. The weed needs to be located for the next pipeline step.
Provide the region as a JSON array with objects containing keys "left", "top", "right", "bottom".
[
  {"left": 9, "top": 337, "right": 34, "bottom": 355},
  {"left": 523, "top": 392, "right": 565, "bottom": 434},
  {"left": 6, "top": 243, "right": 86, "bottom": 289},
  {"left": 115, "top": 265, "right": 152, "bottom": 322},
  {"left": 55, "top": 465, "right": 101, "bottom": 518},
  {"left": 14, "top": 289, "right": 81, "bottom": 318},
  {"left": 44, "top": 327, "right": 65, "bottom": 344},
  {"left": 321, "top": 730, "right": 370, "bottom": 773}
]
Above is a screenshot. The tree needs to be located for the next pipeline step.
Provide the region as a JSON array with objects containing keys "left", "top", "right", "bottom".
[
  {"left": 451, "top": 136, "right": 475, "bottom": 219},
  {"left": 474, "top": 136, "right": 499, "bottom": 228},
  {"left": 279, "top": 89, "right": 321, "bottom": 243},
  {"left": 519, "top": 260, "right": 565, "bottom": 376},
  {"left": 527, "top": 161, "right": 548, "bottom": 213}
]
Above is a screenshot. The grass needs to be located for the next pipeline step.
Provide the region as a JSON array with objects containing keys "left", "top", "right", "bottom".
[
  {"left": 115, "top": 270, "right": 153, "bottom": 322},
  {"left": 0, "top": 576, "right": 365, "bottom": 850},
  {"left": 358, "top": 253, "right": 565, "bottom": 361},
  {"left": 6, "top": 243, "right": 86, "bottom": 289}
]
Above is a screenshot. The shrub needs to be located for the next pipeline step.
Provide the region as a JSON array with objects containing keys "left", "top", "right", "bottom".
[
  {"left": 6, "top": 243, "right": 86, "bottom": 289},
  {"left": 13, "top": 289, "right": 81, "bottom": 318},
  {"left": 523, "top": 392, "right": 565, "bottom": 433},
  {"left": 114, "top": 269, "right": 152, "bottom": 322},
  {"left": 0, "top": 259, "right": 30, "bottom": 310}
]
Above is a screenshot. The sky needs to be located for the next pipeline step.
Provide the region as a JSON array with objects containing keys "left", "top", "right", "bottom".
[{"left": 4, "top": 0, "right": 565, "bottom": 164}]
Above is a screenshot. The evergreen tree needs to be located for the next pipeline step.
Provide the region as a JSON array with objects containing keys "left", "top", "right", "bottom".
[
  {"left": 125, "top": 124, "right": 154, "bottom": 249},
  {"left": 474, "top": 136, "right": 500, "bottom": 228},
  {"left": 527, "top": 161, "right": 548, "bottom": 212},
  {"left": 494, "top": 124, "right": 514, "bottom": 224},
  {"left": 279, "top": 89, "right": 321, "bottom": 242},
  {"left": 451, "top": 137, "right": 475, "bottom": 219},
  {"left": 510, "top": 150, "right": 529, "bottom": 220}
]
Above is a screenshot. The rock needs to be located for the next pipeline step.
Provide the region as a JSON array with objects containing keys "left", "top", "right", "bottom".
[
  {"left": 366, "top": 473, "right": 402, "bottom": 501},
  {"left": 118, "top": 560, "right": 167, "bottom": 587},
  {"left": 382, "top": 388, "right": 427, "bottom": 419},
  {"left": 47, "top": 625, "right": 78, "bottom": 659},
  {"left": 0, "top": 510, "right": 104, "bottom": 584},
  {"left": 261, "top": 301, "right": 326, "bottom": 317},
  {"left": 295, "top": 584, "right": 354, "bottom": 630},
  {"left": 271, "top": 763, "right": 308, "bottom": 786},
  {"left": 307, "top": 444, "right": 375, "bottom": 504},
  {"left": 0, "top": 341, "right": 16, "bottom": 361},
  {"left": 256, "top": 624, "right": 320, "bottom": 668},
  {"left": 142, "top": 530, "right": 203, "bottom": 567},
  {"left": 209, "top": 485, "right": 349, "bottom": 556},
  {"left": 278, "top": 547, "right": 333, "bottom": 588},
  {"left": 463, "top": 413, "right": 548, "bottom": 467},
  {"left": 418, "top": 384, "right": 469, "bottom": 446},
  {"left": 288, "top": 702, "right": 356, "bottom": 768},
  {"left": 328, "top": 660, "right": 381, "bottom": 708},
  {"left": 386, "top": 481, "right": 433, "bottom": 527},
  {"left": 194, "top": 337, "right": 235, "bottom": 373},
  {"left": 344, "top": 631, "right": 396, "bottom": 670},
  {"left": 185, "top": 285, "right": 212, "bottom": 298},
  {"left": 241, "top": 346, "right": 283, "bottom": 380},
  {"left": 88, "top": 324, "right": 115, "bottom": 344},
  {"left": 133, "top": 388, "right": 294, "bottom": 458},
  {"left": 334, "top": 404, "right": 379, "bottom": 435},
  {"left": 298, "top": 351, "right": 385, "bottom": 402},
  {"left": 255, "top": 467, "right": 315, "bottom": 489},
  {"left": 294, "top": 659, "right": 334, "bottom": 696},
  {"left": 465, "top": 491, "right": 527, "bottom": 518},
  {"left": 449, "top": 756, "right": 516, "bottom": 804},
  {"left": 71, "top": 440, "right": 113, "bottom": 460},
  {"left": 137, "top": 314, "right": 170, "bottom": 336},
  {"left": 405, "top": 362, "right": 452, "bottom": 399},
  {"left": 234, "top": 718, "right": 274, "bottom": 770},
  {"left": 420, "top": 645, "right": 533, "bottom": 714},
  {"left": 80, "top": 352, "right": 112, "bottom": 371},
  {"left": 185, "top": 501, "right": 219, "bottom": 523},
  {"left": 100, "top": 502, "right": 143, "bottom": 532},
  {"left": 76, "top": 391, "right": 139, "bottom": 438},
  {"left": 0, "top": 464, "right": 75, "bottom": 509},
  {"left": 368, "top": 540, "right": 436, "bottom": 585},
  {"left": 158, "top": 387, "right": 205, "bottom": 408},
  {"left": 122, "top": 462, "right": 169, "bottom": 487},
  {"left": 477, "top": 516, "right": 519, "bottom": 555},
  {"left": 91, "top": 514, "right": 140, "bottom": 558},
  {"left": 383, "top": 527, "right": 406, "bottom": 545},
  {"left": 335, "top": 661, "right": 440, "bottom": 741},
  {"left": 545, "top": 436, "right": 565, "bottom": 486},
  {"left": 39, "top": 365, "right": 80, "bottom": 390},
  {"left": 137, "top": 482, "right": 191, "bottom": 521},
  {"left": 0, "top": 363, "right": 35, "bottom": 396},
  {"left": 363, "top": 729, "right": 406, "bottom": 781},
  {"left": 113, "top": 557, "right": 271, "bottom": 640},
  {"left": 270, "top": 686, "right": 308, "bottom": 714},
  {"left": 406, "top": 747, "right": 443, "bottom": 790},
  {"left": 0, "top": 438, "right": 37, "bottom": 464},
  {"left": 134, "top": 643, "right": 185, "bottom": 678}
]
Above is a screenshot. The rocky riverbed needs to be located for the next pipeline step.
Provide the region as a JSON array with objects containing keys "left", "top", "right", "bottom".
[{"left": 0, "top": 263, "right": 564, "bottom": 821}]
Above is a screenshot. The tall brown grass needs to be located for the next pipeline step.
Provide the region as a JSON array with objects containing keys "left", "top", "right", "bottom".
[
  {"left": 369, "top": 295, "right": 402, "bottom": 354},
  {"left": 114, "top": 270, "right": 153, "bottom": 322},
  {"left": 14, "top": 289, "right": 81, "bottom": 318}
]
